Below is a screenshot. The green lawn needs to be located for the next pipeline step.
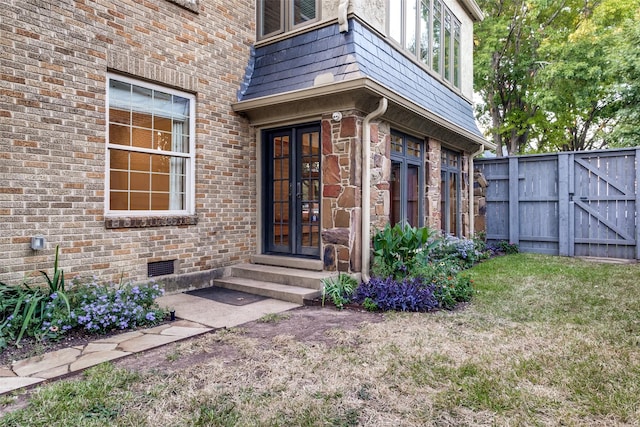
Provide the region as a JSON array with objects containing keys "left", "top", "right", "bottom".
[{"left": 2, "top": 254, "right": 639, "bottom": 426}]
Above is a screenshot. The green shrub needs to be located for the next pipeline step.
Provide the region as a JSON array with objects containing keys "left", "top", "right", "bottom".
[
  {"left": 362, "top": 297, "right": 378, "bottom": 312},
  {"left": 0, "top": 246, "right": 72, "bottom": 348},
  {"left": 405, "top": 259, "right": 473, "bottom": 309},
  {"left": 0, "top": 248, "right": 167, "bottom": 351},
  {"left": 432, "top": 272, "right": 475, "bottom": 310},
  {"left": 495, "top": 241, "right": 520, "bottom": 254},
  {"left": 0, "top": 283, "right": 70, "bottom": 348},
  {"left": 321, "top": 274, "right": 358, "bottom": 309},
  {"left": 69, "top": 281, "right": 166, "bottom": 333},
  {"left": 366, "top": 225, "right": 483, "bottom": 311},
  {"left": 427, "top": 235, "right": 490, "bottom": 269},
  {"left": 371, "top": 223, "right": 438, "bottom": 280},
  {"left": 409, "top": 258, "right": 461, "bottom": 281}
]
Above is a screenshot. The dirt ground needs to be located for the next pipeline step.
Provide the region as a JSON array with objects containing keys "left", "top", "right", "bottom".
[
  {"left": 112, "top": 306, "right": 385, "bottom": 374},
  {"left": 1, "top": 306, "right": 385, "bottom": 415}
]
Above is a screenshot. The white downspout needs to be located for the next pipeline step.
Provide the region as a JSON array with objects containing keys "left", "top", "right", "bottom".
[
  {"left": 361, "top": 98, "right": 388, "bottom": 282},
  {"left": 469, "top": 144, "right": 485, "bottom": 236}
]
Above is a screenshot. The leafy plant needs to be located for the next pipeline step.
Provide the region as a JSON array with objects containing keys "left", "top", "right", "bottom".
[
  {"left": 0, "top": 247, "right": 74, "bottom": 348},
  {"left": 411, "top": 257, "right": 460, "bottom": 279},
  {"left": 427, "top": 235, "right": 490, "bottom": 269},
  {"left": 367, "top": 226, "right": 486, "bottom": 312},
  {"left": 362, "top": 297, "right": 378, "bottom": 312},
  {"left": 70, "top": 281, "right": 166, "bottom": 333},
  {"left": 495, "top": 241, "right": 519, "bottom": 255},
  {"left": 321, "top": 274, "right": 358, "bottom": 309},
  {"left": 432, "top": 272, "right": 475, "bottom": 310},
  {"left": 0, "top": 254, "right": 166, "bottom": 349},
  {"left": 0, "top": 284, "right": 45, "bottom": 347},
  {"left": 371, "top": 223, "right": 437, "bottom": 279},
  {"left": 39, "top": 245, "right": 65, "bottom": 293},
  {"left": 355, "top": 276, "right": 438, "bottom": 312}
]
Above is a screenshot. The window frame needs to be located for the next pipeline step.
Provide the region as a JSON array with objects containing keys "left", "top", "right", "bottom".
[
  {"left": 390, "top": 130, "right": 424, "bottom": 227},
  {"left": 440, "top": 148, "right": 462, "bottom": 236},
  {"left": 258, "top": 0, "right": 320, "bottom": 40},
  {"left": 105, "top": 73, "right": 196, "bottom": 217},
  {"left": 388, "top": 0, "right": 462, "bottom": 89}
]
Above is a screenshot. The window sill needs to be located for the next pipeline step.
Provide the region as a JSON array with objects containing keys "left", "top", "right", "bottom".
[{"left": 105, "top": 215, "right": 198, "bottom": 229}]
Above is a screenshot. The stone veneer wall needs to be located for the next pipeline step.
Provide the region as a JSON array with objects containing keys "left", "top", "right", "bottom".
[
  {"left": 321, "top": 111, "right": 364, "bottom": 272},
  {"left": 461, "top": 152, "right": 471, "bottom": 235},
  {"left": 425, "top": 139, "right": 442, "bottom": 230},
  {"left": 321, "top": 112, "right": 396, "bottom": 273},
  {"left": 321, "top": 112, "right": 475, "bottom": 274},
  {"left": 370, "top": 121, "right": 392, "bottom": 232},
  {"left": 1, "top": 0, "right": 255, "bottom": 285}
]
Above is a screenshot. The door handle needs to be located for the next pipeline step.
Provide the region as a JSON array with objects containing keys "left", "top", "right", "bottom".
[{"left": 296, "top": 182, "right": 302, "bottom": 199}]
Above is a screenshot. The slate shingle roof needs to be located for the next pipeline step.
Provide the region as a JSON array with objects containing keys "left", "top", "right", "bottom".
[{"left": 238, "top": 19, "right": 482, "bottom": 138}]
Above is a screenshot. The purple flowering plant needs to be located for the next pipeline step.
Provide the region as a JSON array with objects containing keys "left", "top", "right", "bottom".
[
  {"left": 70, "top": 280, "right": 166, "bottom": 334},
  {"left": 363, "top": 226, "right": 483, "bottom": 312},
  {"left": 1, "top": 249, "right": 167, "bottom": 350}
]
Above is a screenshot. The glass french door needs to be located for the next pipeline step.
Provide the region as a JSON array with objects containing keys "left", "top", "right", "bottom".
[{"left": 265, "top": 124, "right": 321, "bottom": 258}]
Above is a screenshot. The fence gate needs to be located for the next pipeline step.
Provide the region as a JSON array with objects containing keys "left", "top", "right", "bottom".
[{"left": 476, "top": 148, "right": 640, "bottom": 260}]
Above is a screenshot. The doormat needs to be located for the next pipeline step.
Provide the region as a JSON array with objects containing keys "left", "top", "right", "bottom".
[{"left": 184, "top": 286, "right": 268, "bottom": 306}]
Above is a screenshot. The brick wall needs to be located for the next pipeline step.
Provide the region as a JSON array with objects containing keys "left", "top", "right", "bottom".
[{"left": 0, "top": 0, "right": 255, "bottom": 286}]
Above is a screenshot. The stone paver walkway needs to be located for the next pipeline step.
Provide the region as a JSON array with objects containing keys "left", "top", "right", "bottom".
[
  {"left": 0, "top": 319, "right": 211, "bottom": 395},
  {"left": 0, "top": 293, "right": 300, "bottom": 396}
]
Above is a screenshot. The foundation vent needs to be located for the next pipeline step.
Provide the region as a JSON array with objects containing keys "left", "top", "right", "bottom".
[{"left": 147, "top": 260, "right": 175, "bottom": 277}]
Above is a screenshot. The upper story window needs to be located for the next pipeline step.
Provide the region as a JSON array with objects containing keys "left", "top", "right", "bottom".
[
  {"left": 258, "top": 0, "right": 319, "bottom": 40},
  {"left": 106, "top": 74, "right": 195, "bottom": 215},
  {"left": 389, "top": 0, "right": 462, "bottom": 88}
]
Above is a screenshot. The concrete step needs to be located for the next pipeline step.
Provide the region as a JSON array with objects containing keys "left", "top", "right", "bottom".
[
  {"left": 213, "top": 277, "right": 322, "bottom": 305},
  {"left": 250, "top": 254, "right": 323, "bottom": 271},
  {"left": 230, "top": 263, "right": 336, "bottom": 291}
]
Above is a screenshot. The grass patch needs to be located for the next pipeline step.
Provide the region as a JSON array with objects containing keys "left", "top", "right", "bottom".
[
  {"left": 0, "top": 363, "right": 141, "bottom": 426},
  {"left": 2, "top": 254, "right": 639, "bottom": 425}
]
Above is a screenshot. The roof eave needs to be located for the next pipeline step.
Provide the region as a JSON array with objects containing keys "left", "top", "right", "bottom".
[
  {"left": 461, "top": 0, "right": 484, "bottom": 22},
  {"left": 232, "top": 77, "right": 495, "bottom": 150}
]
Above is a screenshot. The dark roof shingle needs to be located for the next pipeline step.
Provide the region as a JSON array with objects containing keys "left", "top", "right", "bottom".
[{"left": 238, "top": 20, "right": 482, "bottom": 137}]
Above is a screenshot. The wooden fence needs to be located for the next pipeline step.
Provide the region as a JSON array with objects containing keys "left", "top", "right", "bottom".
[{"left": 475, "top": 148, "right": 640, "bottom": 260}]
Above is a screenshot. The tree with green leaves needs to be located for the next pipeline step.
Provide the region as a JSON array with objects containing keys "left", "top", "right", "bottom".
[
  {"left": 474, "top": 0, "right": 640, "bottom": 155},
  {"left": 604, "top": 5, "right": 640, "bottom": 148},
  {"left": 473, "top": 0, "right": 569, "bottom": 155},
  {"left": 534, "top": 0, "right": 640, "bottom": 152}
]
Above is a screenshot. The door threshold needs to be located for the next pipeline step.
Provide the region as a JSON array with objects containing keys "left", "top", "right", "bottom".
[{"left": 251, "top": 254, "right": 323, "bottom": 271}]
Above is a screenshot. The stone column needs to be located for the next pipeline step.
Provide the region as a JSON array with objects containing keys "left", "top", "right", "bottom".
[
  {"left": 370, "top": 121, "right": 391, "bottom": 231},
  {"left": 474, "top": 170, "right": 488, "bottom": 234},
  {"left": 461, "top": 153, "right": 470, "bottom": 237},
  {"left": 425, "top": 138, "right": 442, "bottom": 230},
  {"left": 321, "top": 111, "right": 364, "bottom": 272}
]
